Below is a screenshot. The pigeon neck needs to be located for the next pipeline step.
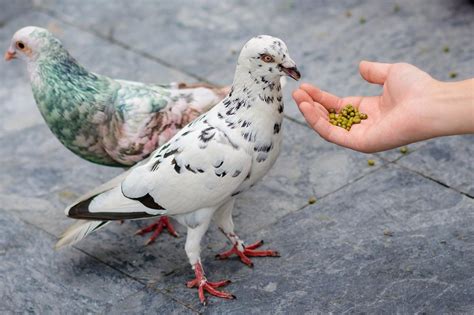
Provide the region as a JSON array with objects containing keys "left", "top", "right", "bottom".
[
  {"left": 232, "top": 65, "right": 282, "bottom": 93},
  {"left": 27, "top": 51, "right": 115, "bottom": 165},
  {"left": 225, "top": 65, "right": 284, "bottom": 116}
]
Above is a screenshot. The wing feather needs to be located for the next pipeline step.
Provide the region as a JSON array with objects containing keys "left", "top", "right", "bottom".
[{"left": 121, "top": 116, "right": 252, "bottom": 215}]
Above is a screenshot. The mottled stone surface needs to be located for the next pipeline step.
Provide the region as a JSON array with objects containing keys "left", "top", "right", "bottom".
[
  {"left": 0, "top": 0, "right": 31, "bottom": 25},
  {"left": 397, "top": 135, "right": 474, "bottom": 197},
  {"left": 0, "top": 0, "right": 473, "bottom": 313},
  {"left": 0, "top": 210, "right": 188, "bottom": 314}
]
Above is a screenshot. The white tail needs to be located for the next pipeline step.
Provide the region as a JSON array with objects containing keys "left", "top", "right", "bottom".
[{"left": 55, "top": 220, "right": 108, "bottom": 249}]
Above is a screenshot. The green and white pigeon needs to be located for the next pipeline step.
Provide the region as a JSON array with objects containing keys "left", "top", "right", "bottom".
[{"left": 5, "top": 26, "right": 229, "bottom": 243}]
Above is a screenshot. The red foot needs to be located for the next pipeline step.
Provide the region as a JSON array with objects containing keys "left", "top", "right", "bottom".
[
  {"left": 216, "top": 240, "right": 280, "bottom": 267},
  {"left": 135, "top": 216, "right": 179, "bottom": 245},
  {"left": 186, "top": 263, "right": 234, "bottom": 305}
]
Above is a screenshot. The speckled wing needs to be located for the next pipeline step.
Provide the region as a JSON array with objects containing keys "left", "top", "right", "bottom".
[
  {"left": 101, "top": 80, "right": 223, "bottom": 165},
  {"left": 120, "top": 115, "right": 252, "bottom": 215}
]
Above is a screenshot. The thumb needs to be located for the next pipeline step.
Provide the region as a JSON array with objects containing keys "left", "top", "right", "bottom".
[{"left": 359, "top": 60, "right": 392, "bottom": 85}]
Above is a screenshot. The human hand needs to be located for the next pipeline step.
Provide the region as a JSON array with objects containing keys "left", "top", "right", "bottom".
[{"left": 292, "top": 61, "right": 474, "bottom": 153}]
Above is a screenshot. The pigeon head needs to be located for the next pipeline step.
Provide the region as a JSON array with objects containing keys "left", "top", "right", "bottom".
[
  {"left": 5, "top": 26, "right": 62, "bottom": 62},
  {"left": 237, "top": 35, "right": 300, "bottom": 81}
]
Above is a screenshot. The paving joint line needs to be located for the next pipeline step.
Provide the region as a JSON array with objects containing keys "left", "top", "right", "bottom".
[
  {"left": 394, "top": 163, "right": 473, "bottom": 199},
  {"left": 375, "top": 146, "right": 473, "bottom": 199}
]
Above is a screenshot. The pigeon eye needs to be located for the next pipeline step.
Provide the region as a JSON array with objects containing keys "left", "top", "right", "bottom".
[
  {"left": 16, "top": 41, "right": 25, "bottom": 50},
  {"left": 261, "top": 54, "right": 274, "bottom": 63}
]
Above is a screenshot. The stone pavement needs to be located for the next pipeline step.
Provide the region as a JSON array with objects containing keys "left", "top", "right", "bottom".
[{"left": 0, "top": 0, "right": 473, "bottom": 313}]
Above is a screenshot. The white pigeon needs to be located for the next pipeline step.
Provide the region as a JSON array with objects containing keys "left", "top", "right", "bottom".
[{"left": 56, "top": 35, "right": 300, "bottom": 304}]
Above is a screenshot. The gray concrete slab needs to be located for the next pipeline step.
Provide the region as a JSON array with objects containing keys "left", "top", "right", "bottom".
[
  {"left": 0, "top": 210, "right": 146, "bottom": 313},
  {"left": 0, "top": 124, "right": 121, "bottom": 235},
  {"left": 105, "top": 287, "right": 198, "bottom": 314},
  {"left": 0, "top": 0, "right": 32, "bottom": 25},
  {"left": 396, "top": 135, "right": 474, "bottom": 197}
]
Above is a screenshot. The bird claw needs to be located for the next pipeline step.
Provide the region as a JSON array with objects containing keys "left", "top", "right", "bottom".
[
  {"left": 187, "top": 263, "right": 234, "bottom": 305},
  {"left": 135, "top": 216, "right": 179, "bottom": 245},
  {"left": 216, "top": 240, "right": 280, "bottom": 267}
]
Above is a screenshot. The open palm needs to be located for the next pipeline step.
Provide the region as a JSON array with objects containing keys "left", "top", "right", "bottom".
[{"left": 293, "top": 61, "right": 436, "bottom": 153}]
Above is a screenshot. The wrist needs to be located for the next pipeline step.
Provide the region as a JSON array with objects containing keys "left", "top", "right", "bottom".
[{"left": 428, "top": 78, "right": 474, "bottom": 137}]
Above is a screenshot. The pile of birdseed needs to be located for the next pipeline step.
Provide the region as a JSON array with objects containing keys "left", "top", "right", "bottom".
[{"left": 329, "top": 104, "right": 368, "bottom": 131}]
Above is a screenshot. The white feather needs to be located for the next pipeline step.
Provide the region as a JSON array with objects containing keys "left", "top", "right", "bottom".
[
  {"left": 55, "top": 220, "right": 107, "bottom": 249},
  {"left": 87, "top": 186, "right": 164, "bottom": 215},
  {"left": 64, "top": 158, "right": 149, "bottom": 215}
]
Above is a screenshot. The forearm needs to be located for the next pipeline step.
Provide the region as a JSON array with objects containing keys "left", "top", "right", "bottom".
[{"left": 429, "top": 79, "right": 474, "bottom": 137}]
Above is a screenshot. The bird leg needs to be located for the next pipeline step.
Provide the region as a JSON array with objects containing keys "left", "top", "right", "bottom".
[
  {"left": 186, "top": 262, "right": 234, "bottom": 305},
  {"left": 214, "top": 199, "right": 280, "bottom": 267},
  {"left": 182, "top": 210, "right": 235, "bottom": 304},
  {"left": 135, "top": 216, "right": 179, "bottom": 245}
]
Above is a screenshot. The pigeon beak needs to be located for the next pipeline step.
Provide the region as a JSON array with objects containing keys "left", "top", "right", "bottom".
[
  {"left": 281, "top": 66, "right": 301, "bottom": 81},
  {"left": 4, "top": 50, "right": 16, "bottom": 61}
]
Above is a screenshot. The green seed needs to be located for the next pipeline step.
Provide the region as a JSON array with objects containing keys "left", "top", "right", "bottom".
[
  {"left": 308, "top": 197, "right": 317, "bottom": 204},
  {"left": 400, "top": 146, "right": 408, "bottom": 154},
  {"left": 360, "top": 17, "right": 366, "bottom": 24},
  {"left": 328, "top": 103, "right": 368, "bottom": 131},
  {"left": 449, "top": 72, "right": 458, "bottom": 78},
  {"left": 443, "top": 45, "right": 449, "bottom": 53},
  {"left": 368, "top": 159, "right": 375, "bottom": 166}
]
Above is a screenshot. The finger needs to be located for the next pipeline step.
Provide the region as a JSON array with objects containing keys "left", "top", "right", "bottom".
[
  {"left": 292, "top": 88, "right": 313, "bottom": 106},
  {"left": 297, "top": 101, "right": 319, "bottom": 127},
  {"left": 300, "top": 83, "right": 345, "bottom": 111},
  {"left": 359, "top": 60, "right": 392, "bottom": 85},
  {"left": 315, "top": 103, "right": 329, "bottom": 117},
  {"left": 298, "top": 101, "right": 352, "bottom": 146}
]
